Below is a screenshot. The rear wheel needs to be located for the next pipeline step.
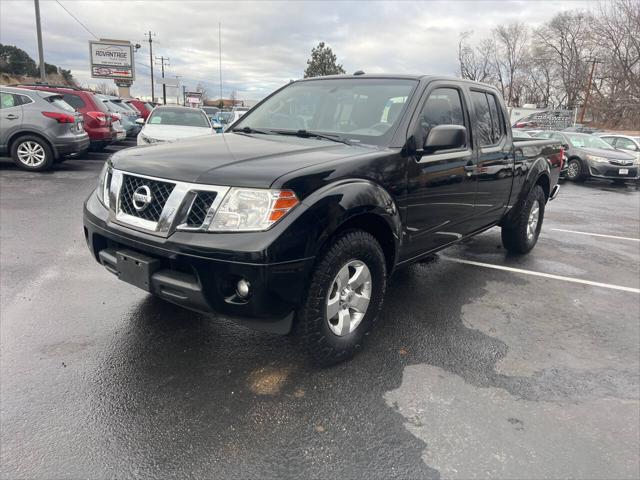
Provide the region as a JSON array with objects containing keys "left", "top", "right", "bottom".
[
  {"left": 501, "top": 185, "right": 546, "bottom": 254},
  {"left": 565, "top": 158, "right": 586, "bottom": 182},
  {"left": 296, "top": 230, "right": 387, "bottom": 366},
  {"left": 10, "top": 136, "right": 54, "bottom": 171}
]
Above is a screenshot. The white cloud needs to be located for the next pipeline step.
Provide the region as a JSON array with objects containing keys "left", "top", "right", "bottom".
[{"left": 1, "top": 0, "right": 595, "bottom": 101}]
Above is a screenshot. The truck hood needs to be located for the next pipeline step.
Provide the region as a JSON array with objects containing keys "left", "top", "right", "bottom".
[{"left": 110, "top": 132, "right": 372, "bottom": 187}]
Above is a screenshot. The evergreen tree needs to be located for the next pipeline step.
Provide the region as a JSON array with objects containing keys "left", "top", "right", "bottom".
[{"left": 303, "top": 42, "right": 345, "bottom": 78}]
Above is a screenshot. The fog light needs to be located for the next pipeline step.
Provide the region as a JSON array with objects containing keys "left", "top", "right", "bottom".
[{"left": 236, "top": 279, "right": 250, "bottom": 298}]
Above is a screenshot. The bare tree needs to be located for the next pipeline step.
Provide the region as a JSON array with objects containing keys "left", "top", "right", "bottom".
[
  {"left": 457, "top": 32, "right": 495, "bottom": 83},
  {"left": 195, "top": 82, "right": 208, "bottom": 101},
  {"left": 492, "top": 22, "right": 530, "bottom": 106},
  {"left": 229, "top": 90, "right": 237, "bottom": 106},
  {"left": 535, "top": 11, "right": 595, "bottom": 110},
  {"left": 95, "top": 82, "right": 117, "bottom": 96},
  {"left": 589, "top": 0, "right": 640, "bottom": 128}
]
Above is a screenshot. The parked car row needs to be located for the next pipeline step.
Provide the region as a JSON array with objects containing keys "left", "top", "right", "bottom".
[
  {"left": 0, "top": 83, "right": 161, "bottom": 171},
  {"left": 530, "top": 130, "right": 639, "bottom": 183}
]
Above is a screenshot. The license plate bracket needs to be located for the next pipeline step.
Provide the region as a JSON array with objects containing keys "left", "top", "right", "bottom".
[
  {"left": 116, "top": 249, "right": 161, "bottom": 292},
  {"left": 619, "top": 168, "right": 629, "bottom": 175}
]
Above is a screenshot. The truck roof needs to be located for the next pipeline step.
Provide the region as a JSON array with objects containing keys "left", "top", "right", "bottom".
[{"left": 295, "top": 74, "right": 501, "bottom": 91}]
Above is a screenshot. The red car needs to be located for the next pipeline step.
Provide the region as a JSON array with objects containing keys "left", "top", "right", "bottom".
[
  {"left": 124, "top": 99, "right": 154, "bottom": 120},
  {"left": 18, "top": 84, "right": 117, "bottom": 151}
]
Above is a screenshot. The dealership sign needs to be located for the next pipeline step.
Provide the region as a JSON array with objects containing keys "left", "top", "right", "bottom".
[{"left": 89, "top": 40, "right": 135, "bottom": 80}]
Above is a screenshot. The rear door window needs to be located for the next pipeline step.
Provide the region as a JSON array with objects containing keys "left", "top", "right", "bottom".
[
  {"left": 487, "top": 94, "right": 504, "bottom": 143},
  {"left": 470, "top": 91, "right": 492, "bottom": 147}
]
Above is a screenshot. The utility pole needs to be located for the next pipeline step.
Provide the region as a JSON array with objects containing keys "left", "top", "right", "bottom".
[
  {"left": 155, "top": 56, "right": 170, "bottom": 105},
  {"left": 182, "top": 85, "right": 187, "bottom": 106},
  {"left": 33, "top": 0, "right": 46, "bottom": 82},
  {"left": 579, "top": 59, "right": 600, "bottom": 124},
  {"left": 175, "top": 76, "right": 181, "bottom": 105},
  {"left": 145, "top": 31, "right": 155, "bottom": 102},
  {"left": 219, "top": 22, "right": 223, "bottom": 106}
]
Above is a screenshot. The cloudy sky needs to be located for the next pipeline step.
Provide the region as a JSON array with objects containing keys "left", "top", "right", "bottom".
[{"left": 1, "top": 0, "right": 595, "bottom": 101}]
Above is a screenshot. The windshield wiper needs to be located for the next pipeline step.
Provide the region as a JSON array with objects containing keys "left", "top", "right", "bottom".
[
  {"left": 274, "top": 129, "right": 352, "bottom": 146},
  {"left": 232, "top": 126, "right": 274, "bottom": 135}
]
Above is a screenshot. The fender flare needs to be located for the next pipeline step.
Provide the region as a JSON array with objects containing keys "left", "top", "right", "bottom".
[
  {"left": 301, "top": 179, "right": 402, "bottom": 268},
  {"left": 503, "top": 155, "right": 551, "bottom": 227}
]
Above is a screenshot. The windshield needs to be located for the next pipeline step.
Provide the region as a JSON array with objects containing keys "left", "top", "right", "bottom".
[
  {"left": 565, "top": 133, "right": 614, "bottom": 150},
  {"left": 234, "top": 78, "right": 418, "bottom": 145},
  {"left": 147, "top": 107, "right": 210, "bottom": 128},
  {"left": 203, "top": 107, "right": 219, "bottom": 115}
]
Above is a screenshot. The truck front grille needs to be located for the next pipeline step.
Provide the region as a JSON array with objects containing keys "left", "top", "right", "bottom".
[
  {"left": 185, "top": 191, "right": 218, "bottom": 227},
  {"left": 119, "top": 174, "right": 175, "bottom": 222}
]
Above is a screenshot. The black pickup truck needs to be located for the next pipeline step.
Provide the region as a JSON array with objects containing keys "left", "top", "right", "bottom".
[{"left": 84, "top": 74, "right": 562, "bottom": 365}]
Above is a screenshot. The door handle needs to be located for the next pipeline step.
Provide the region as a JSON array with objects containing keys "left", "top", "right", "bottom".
[{"left": 5, "top": 114, "right": 19, "bottom": 120}]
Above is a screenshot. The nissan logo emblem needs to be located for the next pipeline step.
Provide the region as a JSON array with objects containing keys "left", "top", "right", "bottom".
[{"left": 132, "top": 185, "right": 153, "bottom": 211}]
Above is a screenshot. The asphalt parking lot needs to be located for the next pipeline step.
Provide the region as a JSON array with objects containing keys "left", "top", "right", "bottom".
[{"left": 1, "top": 143, "right": 639, "bottom": 479}]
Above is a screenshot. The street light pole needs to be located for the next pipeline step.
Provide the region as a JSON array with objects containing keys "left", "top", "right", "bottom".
[{"left": 33, "top": 0, "right": 46, "bottom": 82}]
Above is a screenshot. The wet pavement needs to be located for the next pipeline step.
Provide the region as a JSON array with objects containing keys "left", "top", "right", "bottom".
[{"left": 1, "top": 143, "right": 639, "bottom": 479}]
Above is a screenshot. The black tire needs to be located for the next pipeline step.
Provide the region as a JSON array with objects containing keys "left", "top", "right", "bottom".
[
  {"left": 501, "top": 185, "right": 546, "bottom": 254},
  {"left": 10, "top": 135, "right": 54, "bottom": 172},
  {"left": 565, "top": 158, "right": 586, "bottom": 182},
  {"left": 296, "top": 230, "right": 387, "bottom": 366}
]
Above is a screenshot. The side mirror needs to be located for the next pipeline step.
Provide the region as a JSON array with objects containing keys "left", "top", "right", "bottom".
[
  {"left": 424, "top": 125, "right": 467, "bottom": 153},
  {"left": 135, "top": 118, "right": 145, "bottom": 125}
]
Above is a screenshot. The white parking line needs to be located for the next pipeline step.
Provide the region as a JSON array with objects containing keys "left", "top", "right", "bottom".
[
  {"left": 442, "top": 256, "right": 640, "bottom": 294},
  {"left": 550, "top": 228, "right": 640, "bottom": 242}
]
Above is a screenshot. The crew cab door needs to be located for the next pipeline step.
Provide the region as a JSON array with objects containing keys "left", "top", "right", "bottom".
[
  {"left": 0, "top": 91, "right": 23, "bottom": 152},
  {"left": 467, "top": 89, "right": 514, "bottom": 228},
  {"left": 402, "top": 84, "right": 477, "bottom": 259}
]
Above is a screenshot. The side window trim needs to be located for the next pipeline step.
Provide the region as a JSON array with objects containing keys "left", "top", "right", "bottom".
[{"left": 410, "top": 83, "right": 472, "bottom": 162}]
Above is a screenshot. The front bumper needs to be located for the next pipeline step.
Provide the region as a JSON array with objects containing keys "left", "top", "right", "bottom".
[
  {"left": 83, "top": 192, "right": 314, "bottom": 334},
  {"left": 588, "top": 164, "right": 639, "bottom": 180}
]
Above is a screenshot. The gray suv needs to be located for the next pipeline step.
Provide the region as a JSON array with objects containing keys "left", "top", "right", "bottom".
[{"left": 0, "top": 86, "right": 89, "bottom": 171}]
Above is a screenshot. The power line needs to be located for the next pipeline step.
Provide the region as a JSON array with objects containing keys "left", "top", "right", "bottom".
[{"left": 54, "top": 0, "right": 98, "bottom": 40}]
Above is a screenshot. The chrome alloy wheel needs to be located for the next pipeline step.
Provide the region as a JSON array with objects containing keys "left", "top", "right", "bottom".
[
  {"left": 326, "top": 260, "right": 372, "bottom": 336},
  {"left": 527, "top": 200, "right": 540, "bottom": 240},
  {"left": 566, "top": 160, "right": 580, "bottom": 179},
  {"left": 16, "top": 141, "right": 46, "bottom": 167}
]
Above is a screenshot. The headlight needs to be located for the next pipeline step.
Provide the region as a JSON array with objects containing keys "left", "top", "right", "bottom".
[
  {"left": 209, "top": 188, "right": 299, "bottom": 232},
  {"left": 96, "top": 162, "right": 111, "bottom": 208},
  {"left": 586, "top": 154, "right": 609, "bottom": 163}
]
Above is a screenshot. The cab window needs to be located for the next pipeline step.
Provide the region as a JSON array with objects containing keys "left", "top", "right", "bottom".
[{"left": 417, "top": 87, "right": 466, "bottom": 150}]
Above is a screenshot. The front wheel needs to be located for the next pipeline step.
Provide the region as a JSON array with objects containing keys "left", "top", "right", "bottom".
[
  {"left": 501, "top": 185, "right": 546, "bottom": 254},
  {"left": 565, "top": 158, "right": 586, "bottom": 182},
  {"left": 295, "top": 230, "right": 387, "bottom": 366}
]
